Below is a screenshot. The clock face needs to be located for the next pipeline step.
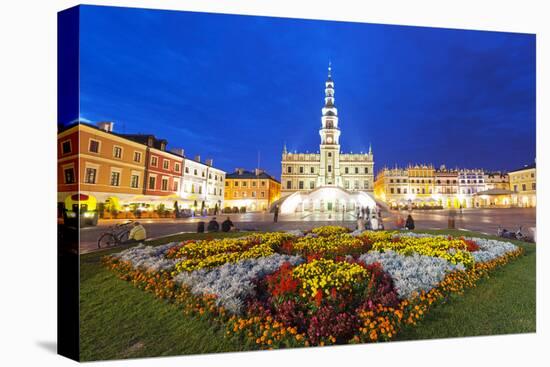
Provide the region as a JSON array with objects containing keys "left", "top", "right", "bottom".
[{"left": 327, "top": 136, "right": 333, "bottom": 144}]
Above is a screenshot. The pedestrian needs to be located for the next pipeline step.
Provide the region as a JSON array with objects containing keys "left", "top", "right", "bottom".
[
  {"left": 221, "top": 216, "right": 234, "bottom": 232},
  {"left": 207, "top": 217, "right": 220, "bottom": 232},
  {"left": 356, "top": 214, "right": 365, "bottom": 231},
  {"left": 405, "top": 214, "right": 415, "bottom": 230},
  {"left": 126, "top": 221, "right": 146, "bottom": 243},
  {"left": 273, "top": 205, "right": 279, "bottom": 223},
  {"left": 197, "top": 221, "right": 205, "bottom": 233},
  {"left": 370, "top": 212, "right": 379, "bottom": 231},
  {"left": 174, "top": 201, "right": 180, "bottom": 218}
]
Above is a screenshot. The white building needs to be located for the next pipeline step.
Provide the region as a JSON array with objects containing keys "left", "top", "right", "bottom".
[
  {"left": 179, "top": 155, "right": 225, "bottom": 213},
  {"left": 279, "top": 64, "right": 376, "bottom": 214}
]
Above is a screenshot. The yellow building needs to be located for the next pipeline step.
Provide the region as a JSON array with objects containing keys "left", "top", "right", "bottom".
[
  {"left": 374, "top": 168, "right": 409, "bottom": 208},
  {"left": 224, "top": 169, "right": 281, "bottom": 212},
  {"left": 509, "top": 163, "right": 536, "bottom": 207}
]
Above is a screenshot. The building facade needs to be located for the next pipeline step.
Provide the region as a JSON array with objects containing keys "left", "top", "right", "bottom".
[
  {"left": 278, "top": 64, "right": 376, "bottom": 214},
  {"left": 224, "top": 169, "right": 281, "bottom": 212},
  {"left": 509, "top": 163, "right": 536, "bottom": 207},
  {"left": 57, "top": 121, "right": 226, "bottom": 215}
]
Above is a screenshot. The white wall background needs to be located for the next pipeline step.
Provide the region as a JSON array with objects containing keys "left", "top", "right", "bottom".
[{"left": 0, "top": 1, "right": 547, "bottom": 366}]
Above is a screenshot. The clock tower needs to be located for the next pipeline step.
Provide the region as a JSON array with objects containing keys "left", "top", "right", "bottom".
[{"left": 318, "top": 62, "right": 341, "bottom": 187}]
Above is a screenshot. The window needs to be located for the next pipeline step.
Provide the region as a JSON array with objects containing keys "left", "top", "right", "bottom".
[
  {"left": 522, "top": 184, "right": 526, "bottom": 191},
  {"left": 354, "top": 180, "right": 359, "bottom": 189},
  {"left": 113, "top": 146, "right": 123, "bottom": 159},
  {"left": 286, "top": 181, "right": 291, "bottom": 189},
  {"left": 390, "top": 179, "right": 394, "bottom": 183},
  {"left": 532, "top": 183, "right": 536, "bottom": 190},
  {"left": 310, "top": 167, "right": 315, "bottom": 174},
  {"left": 163, "top": 160, "right": 169, "bottom": 170},
  {"left": 261, "top": 191, "right": 265, "bottom": 198},
  {"left": 151, "top": 156, "right": 158, "bottom": 167},
  {"left": 130, "top": 174, "right": 139, "bottom": 188},
  {"left": 202, "top": 171, "right": 205, "bottom": 177},
  {"left": 185, "top": 167, "right": 189, "bottom": 174},
  {"left": 173, "top": 180, "right": 179, "bottom": 192},
  {"left": 198, "top": 186, "right": 202, "bottom": 194},
  {"left": 310, "top": 181, "right": 315, "bottom": 189},
  {"left": 133, "top": 151, "right": 142, "bottom": 163},
  {"left": 355, "top": 167, "right": 359, "bottom": 174},
  {"left": 252, "top": 181, "right": 257, "bottom": 187},
  {"left": 328, "top": 152, "right": 332, "bottom": 157},
  {"left": 397, "top": 188, "right": 401, "bottom": 194},
  {"left": 233, "top": 192, "right": 238, "bottom": 198},
  {"left": 299, "top": 166, "right": 304, "bottom": 174},
  {"left": 390, "top": 188, "right": 395, "bottom": 194},
  {"left": 299, "top": 181, "right": 304, "bottom": 189},
  {"left": 345, "top": 167, "right": 349, "bottom": 174},
  {"left": 345, "top": 180, "right": 349, "bottom": 189},
  {"left": 174, "top": 162, "right": 181, "bottom": 172},
  {"left": 89, "top": 139, "right": 100, "bottom": 153},
  {"left": 149, "top": 176, "right": 156, "bottom": 190},
  {"left": 422, "top": 188, "right": 425, "bottom": 194},
  {"left": 161, "top": 178, "right": 169, "bottom": 191},
  {"left": 225, "top": 181, "right": 229, "bottom": 186},
  {"left": 364, "top": 181, "right": 369, "bottom": 189},
  {"left": 110, "top": 171, "right": 121, "bottom": 186},
  {"left": 234, "top": 181, "right": 239, "bottom": 187},
  {"left": 194, "top": 169, "right": 197, "bottom": 176},
  {"left": 241, "top": 191, "right": 245, "bottom": 197},
  {"left": 261, "top": 181, "right": 266, "bottom": 186},
  {"left": 61, "top": 140, "right": 72, "bottom": 154},
  {"left": 252, "top": 191, "right": 256, "bottom": 197},
  {"left": 64, "top": 168, "right": 75, "bottom": 184},
  {"left": 287, "top": 166, "right": 292, "bottom": 173},
  {"left": 84, "top": 167, "right": 97, "bottom": 184},
  {"left": 242, "top": 181, "right": 247, "bottom": 187},
  {"left": 365, "top": 167, "right": 369, "bottom": 174},
  {"left": 328, "top": 165, "right": 332, "bottom": 172},
  {"left": 404, "top": 188, "right": 407, "bottom": 194}
]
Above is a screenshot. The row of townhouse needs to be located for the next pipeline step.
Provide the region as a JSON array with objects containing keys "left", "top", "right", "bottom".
[
  {"left": 223, "top": 168, "right": 281, "bottom": 212},
  {"left": 374, "top": 163, "right": 536, "bottom": 209},
  {"left": 57, "top": 121, "right": 226, "bottom": 214}
]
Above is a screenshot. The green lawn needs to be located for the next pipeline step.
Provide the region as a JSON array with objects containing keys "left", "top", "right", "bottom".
[{"left": 79, "top": 230, "right": 536, "bottom": 361}]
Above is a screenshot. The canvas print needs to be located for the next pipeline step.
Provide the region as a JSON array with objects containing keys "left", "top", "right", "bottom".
[{"left": 57, "top": 4, "right": 536, "bottom": 362}]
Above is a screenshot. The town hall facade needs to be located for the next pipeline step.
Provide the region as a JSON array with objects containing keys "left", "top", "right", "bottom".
[{"left": 278, "top": 64, "right": 376, "bottom": 214}]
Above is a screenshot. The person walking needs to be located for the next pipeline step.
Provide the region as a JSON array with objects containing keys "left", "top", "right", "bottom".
[
  {"left": 273, "top": 205, "right": 279, "bottom": 223},
  {"left": 356, "top": 213, "right": 365, "bottom": 231},
  {"left": 405, "top": 214, "right": 415, "bottom": 230}
]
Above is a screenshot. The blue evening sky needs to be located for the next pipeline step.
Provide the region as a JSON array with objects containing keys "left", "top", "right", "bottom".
[{"left": 73, "top": 5, "right": 536, "bottom": 178}]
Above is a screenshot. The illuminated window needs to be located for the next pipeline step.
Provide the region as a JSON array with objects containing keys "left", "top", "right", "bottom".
[
  {"left": 113, "top": 146, "right": 123, "bottom": 159},
  {"left": 310, "top": 167, "right": 315, "bottom": 174},
  {"left": 110, "top": 171, "right": 121, "bottom": 186},
  {"left": 64, "top": 168, "right": 75, "bottom": 184},
  {"left": 299, "top": 181, "right": 304, "bottom": 189},
  {"left": 130, "top": 174, "right": 139, "bottom": 188},
  {"left": 174, "top": 162, "right": 181, "bottom": 172},
  {"left": 161, "top": 178, "right": 169, "bottom": 191},
  {"left": 133, "top": 151, "right": 142, "bottom": 163},
  {"left": 84, "top": 168, "right": 96, "bottom": 184},
  {"left": 149, "top": 176, "right": 156, "bottom": 190},
  {"left": 286, "top": 181, "right": 291, "bottom": 189},
  {"left": 151, "top": 156, "right": 158, "bottom": 167},
  {"left": 287, "top": 166, "right": 292, "bottom": 173}
]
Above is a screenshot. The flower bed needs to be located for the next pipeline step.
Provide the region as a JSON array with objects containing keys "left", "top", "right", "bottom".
[{"left": 102, "top": 227, "right": 524, "bottom": 349}]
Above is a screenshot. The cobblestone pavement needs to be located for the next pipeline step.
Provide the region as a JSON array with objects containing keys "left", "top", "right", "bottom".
[{"left": 78, "top": 207, "right": 536, "bottom": 253}]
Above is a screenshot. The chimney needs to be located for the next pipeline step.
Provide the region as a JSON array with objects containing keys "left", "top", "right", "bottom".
[
  {"left": 255, "top": 168, "right": 264, "bottom": 176},
  {"left": 206, "top": 158, "right": 213, "bottom": 166},
  {"left": 194, "top": 155, "right": 201, "bottom": 163},
  {"left": 97, "top": 121, "right": 114, "bottom": 132},
  {"left": 235, "top": 168, "right": 244, "bottom": 175},
  {"left": 171, "top": 148, "right": 185, "bottom": 157}
]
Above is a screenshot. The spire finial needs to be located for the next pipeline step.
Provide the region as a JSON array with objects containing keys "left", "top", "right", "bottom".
[
  {"left": 283, "top": 142, "right": 287, "bottom": 155},
  {"left": 328, "top": 60, "right": 332, "bottom": 78},
  {"left": 368, "top": 142, "right": 372, "bottom": 155}
]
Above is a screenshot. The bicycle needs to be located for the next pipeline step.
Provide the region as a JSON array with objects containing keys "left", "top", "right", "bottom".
[{"left": 97, "top": 220, "right": 134, "bottom": 248}]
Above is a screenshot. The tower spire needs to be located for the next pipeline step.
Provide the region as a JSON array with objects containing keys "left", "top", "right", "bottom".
[
  {"left": 283, "top": 142, "right": 287, "bottom": 155},
  {"left": 328, "top": 60, "right": 332, "bottom": 80}
]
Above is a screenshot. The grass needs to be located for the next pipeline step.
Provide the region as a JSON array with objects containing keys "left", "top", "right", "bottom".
[{"left": 79, "top": 229, "right": 536, "bottom": 361}]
